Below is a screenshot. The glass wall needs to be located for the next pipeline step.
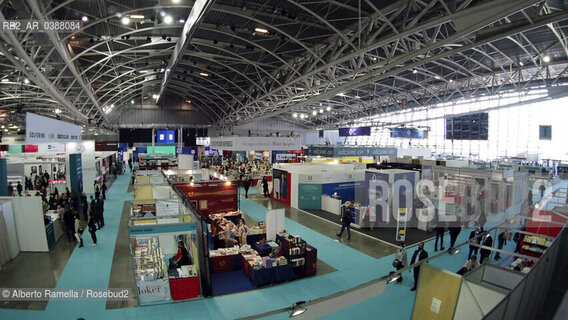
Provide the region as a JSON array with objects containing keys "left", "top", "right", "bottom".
[{"left": 343, "top": 91, "right": 568, "bottom": 161}]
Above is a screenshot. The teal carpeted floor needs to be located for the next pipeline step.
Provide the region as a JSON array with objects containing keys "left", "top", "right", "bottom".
[{"left": 2, "top": 178, "right": 560, "bottom": 320}]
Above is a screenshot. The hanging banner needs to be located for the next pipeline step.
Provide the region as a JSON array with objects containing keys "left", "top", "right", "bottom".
[
  {"left": 276, "top": 153, "right": 296, "bottom": 161},
  {"left": 25, "top": 112, "right": 82, "bottom": 143},
  {"left": 338, "top": 127, "right": 371, "bottom": 136},
  {"left": 210, "top": 137, "right": 301, "bottom": 151}
]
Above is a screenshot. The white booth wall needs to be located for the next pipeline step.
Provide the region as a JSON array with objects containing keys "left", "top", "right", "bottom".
[
  {"left": 0, "top": 200, "right": 20, "bottom": 270},
  {"left": 0, "top": 196, "right": 48, "bottom": 252},
  {"left": 273, "top": 163, "right": 366, "bottom": 209}
]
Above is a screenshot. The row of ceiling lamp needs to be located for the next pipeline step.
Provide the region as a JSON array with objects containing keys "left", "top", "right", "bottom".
[{"left": 293, "top": 106, "right": 332, "bottom": 119}]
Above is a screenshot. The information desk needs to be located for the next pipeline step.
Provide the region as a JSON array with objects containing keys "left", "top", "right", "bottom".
[
  {"left": 242, "top": 258, "right": 294, "bottom": 287},
  {"left": 321, "top": 195, "right": 342, "bottom": 215},
  {"left": 167, "top": 268, "right": 200, "bottom": 300},
  {"left": 45, "top": 211, "right": 63, "bottom": 249}
]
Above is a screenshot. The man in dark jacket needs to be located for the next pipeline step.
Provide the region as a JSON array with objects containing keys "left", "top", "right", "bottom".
[
  {"left": 479, "top": 232, "right": 493, "bottom": 263},
  {"left": 101, "top": 183, "right": 107, "bottom": 200},
  {"left": 96, "top": 196, "right": 105, "bottom": 229},
  {"left": 243, "top": 178, "right": 250, "bottom": 198},
  {"left": 337, "top": 203, "right": 353, "bottom": 240},
  {"left": 262, "top": 176, "right": 269, "bottom": 197},
  {"left": 494, "top": 230, "right": 508, "bottom": 260},
  {"left": 468, "top": 227, "right": 481, "bottom": 259},
  {"left": 16, "top": 181, "right": 23, "bottom": 196},
  {"left": 63, "top": 206, "right": 75, "bottom": 242},
  {"left": 410, "top": 241, "right": 428, "bottom": 291}
]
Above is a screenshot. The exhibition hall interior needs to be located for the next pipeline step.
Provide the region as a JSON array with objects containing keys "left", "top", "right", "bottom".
[{"left": 1, "top": 0, "right": 568, "bottom": 319}]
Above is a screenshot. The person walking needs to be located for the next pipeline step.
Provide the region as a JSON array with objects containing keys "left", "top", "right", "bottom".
[
  {"left": 88, "top": 215, "right": 97, "bottom": 246},
  {"left": 434, "top": 224, "right": 445, "bottom": 251},
  {"left": 448, "top": 226, "right": 461, "bottom": 252},
  {"left": 243, "top": 177, "right": 250, "bottom": 198},
  {"left": 80, "top": 192, "right": 88, "bottom": 220},
  {"left": 74, "top": 212, "right": 84, "bottom": 247},
  {"left": 128, "top": 158, "right": 133, "bottom": 172},
  {"left": 16, "top": 181, "right": 23, "bottom": 196},
  {"left": 262, "top": 176, "right": 269, "bottom": 197},
  {"left": 95, "top": 185, "right": 100, "bottom": 200},
  {"left": 468, "top": 227, "right": 481, "bottom": 259},
  {"left": 337, "top": 202, "right": 353, "bottom": 240},
  {"left": 101, "top": 183, "right": 107, "bottom": 200},
  {"left": 410, "top": 242, "right": 428, "bottom": 291},
  {"left": 394, "top": 243, "right": 408, "bottom": 283}
]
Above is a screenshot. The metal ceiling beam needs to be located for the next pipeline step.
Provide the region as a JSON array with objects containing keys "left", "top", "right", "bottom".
[
  {"left": 0, "top": 14, "right": 88, "bottom": 122},
  {"left": 26, "top": 0, "right": 109, "bottom": 124},
  {"left": 157, "top": 0, "right": 215, "bottom": 103}
]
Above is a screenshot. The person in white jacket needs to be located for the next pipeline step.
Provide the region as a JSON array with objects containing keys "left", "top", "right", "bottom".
[{"left": 74, "top": 212, "right": 83, "bottom": 248}]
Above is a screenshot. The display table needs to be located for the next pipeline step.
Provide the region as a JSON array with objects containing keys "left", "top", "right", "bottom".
[
  {"left": 209, "top": 254, "right": 242, "bottom": 273},
  {"left": 242, "top": 258, "right": 294, "bottom": 287},
  {"left": 321, "top": 195, "right": 342, "bottom": 215},
  {"left": 252, "top": 241, "right": 279, "bottom": 257}
]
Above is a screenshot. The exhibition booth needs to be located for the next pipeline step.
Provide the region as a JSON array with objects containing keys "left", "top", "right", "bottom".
[
  {"left": 5, "top": 154, "right": 68, "bottom": 194},
  {"left": 94, "top": 151, "right": 117, "bottom": 184},
  {"left": 173, "top": 180, "right": 318, "bottom": 296}
]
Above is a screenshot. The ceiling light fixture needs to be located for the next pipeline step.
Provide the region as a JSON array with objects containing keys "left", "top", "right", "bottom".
[
  {"left": 326, "top": 106, "right": 331, "bottom": 111},
  {"left": 199, "top": 72, "right": 209, "bottom": 77},
  {"left": 434, "top": 75, "right": 440, "bottom": 80},
  {"left": 354, "top": 95, "right": 360, "bottom": 99},
  {"left": 179, "top": 19, "right": 185, "bottom": 23},
  {"left": 543, "top": 55, "right": 551, "bottom": 63},
  {"left": 160, "top": 11, "right": 166, "bottom": 17},
  {"left": 319, "top": 109, "right": 323, "bottom": 113},
  {"left": 172, "top": 0, "right": 181, "bottom": 3},
  {"left": 121, "top": 16, "right": 130, "bottom": 25},
  {"left": 412, "top": 69, "right": 418, "bottom": 74},
  {"left": 81, "top": 16, "right": 88, "bottom": 22},
  {"left": 1, "top": 78, "right": 9, "bottom": 82},
  {"left": 131, "top": 100, "right": 134, "bottom": 104},
  {"left": 164, "top": 15, "right": 173, "bottom": 24},
  {"left": 337, "top": 92, "right": 345, "bottom": 97},
  {"left": 23, "top": 78, "right": 29, "bottom": 84},
  {"left": 130, "top": 14, "right": 145, "bottom": 19},
  {"left": 293, "top": 113, "right": 298, "bottom": 118},
  {"left": 254, "top": 27, "right": 269, "bottom": 34},
  {"left": 54, "top": 108, "right": 62, "bottom": 114},
  {"left": 519, "top": 61, "right": 524, "bottom": 66},
  {"left": 312, "top": 110, "right": 317, "bottom": 116},
  {"left": 139, "top": 70, "right": 147, "bottom": 73}
]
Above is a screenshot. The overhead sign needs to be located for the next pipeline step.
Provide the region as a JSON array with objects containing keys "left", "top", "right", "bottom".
[
  {"left": 210, "top": 137, "right": 302, "bottom": 151},
  {"left": 26, "top": 112, "right": 82, "bottom": 143},
  {"left": 338, "top": 127, "right": 371, "bottom": 137},
  {"left": 307, "top": 146, "right": 397, "bottom": 157},
  {"left": 391, "top": 128, "right": 424, "bottom": 139},
  {"left": 276, "top": 153, "right": 296, "bottom": 161},
  {"left": 37, "top": 143, "right": 66, "bottom": 153}
]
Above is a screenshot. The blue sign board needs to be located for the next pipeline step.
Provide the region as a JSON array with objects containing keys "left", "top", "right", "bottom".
[
  {"left": 157, "top": 130, "right": 175, "bottom": 144},
  {"left": 391, "top": 128, "right": 424, "bottom": 139}
]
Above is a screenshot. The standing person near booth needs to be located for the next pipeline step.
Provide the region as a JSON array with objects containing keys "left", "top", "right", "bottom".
[
  {"left": 101, "top": 183, "right": 107, "bottom": 200},
  {"left": 96, "top": 196, "right": 105, "bottom": 229},
  {"left": 434, "top": 223, "right": 445, "bottom": 251},
  {"left": 95, "top": 185, "right": 100, "bottom": 200},
  {"left": 494, "top": 230, "right": 509, "bottom": 260},
  {"left": 80, "top": 192, "right": 88, "bottom": 220},
  {"left": 479, "top": 232, "right": 493, "bottom": 263},
  {"left": 63, "top": 205, "right": 75, "bottom": 242},
  {"left": 128, "top": 158, "right": 133, "bottom": 172},
  {"left": 16, "top": 181, "right": 23, "bottom": 196},
  {"left": 262, "top": 176, "right": 269, "bottom": 197},
  {"left": 74, "top": 211, "right": 83, "bottom": 248},
  {"left": 243, "top": 177, "right": 250, "bottom": 198},
  {"left": 337, "top": 202, "right": 353, "bottom": 240},
  {"left": 468, "top": 227, "right": 481, "bottom": 259},
  {"left": 410, "top": 242, "right": 428, "bottom": 291},
  {"left": 237, "top": 218, "right": 250, "bottom": 246},
  {"left": 88, "top": 215, "right": 97, "bottom": 246}
]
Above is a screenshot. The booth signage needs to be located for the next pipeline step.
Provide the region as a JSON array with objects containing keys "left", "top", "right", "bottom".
[
  {"left": 129, "top": 223, "right": 196, "bottom": 235},
  {"left": 276, "top": 153, "right": 296, "bottom": 161},
  {"left": 37, "top": 143, "right": 66, "bottom": 153},
  {"left": 26, "top": 112, "right": 82, "bottom": 143},
  {"left": 137, "top": 279, "right": 170, "bottom": 303},
  {"left": 210, "top": 137, "right": 301, "bottom": 151},
  {"left": 307, "top": 146, "right": 334, "bottom": 157}
]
